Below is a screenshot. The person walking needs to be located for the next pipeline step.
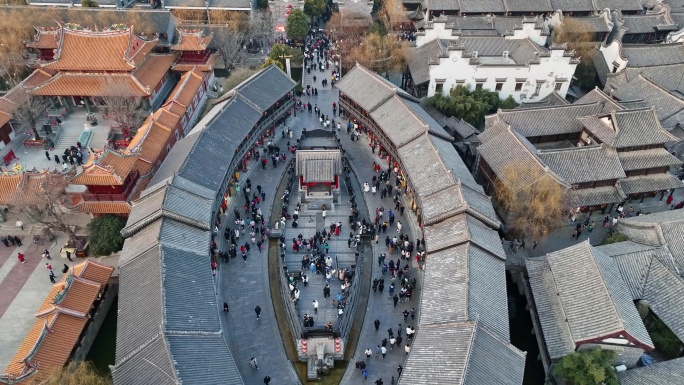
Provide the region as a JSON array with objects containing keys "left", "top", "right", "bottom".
[
  {"left": 365, "top": 347, "right": 372, "bottom": 360},
  {"left": 374, "top": 319, "right": 380, "bottom": 331},
  {"left": 65, "top": 250, "right": 73, "bottom": 262},
  {"left": 250, "top": 357, "right": 258, "bottom": 369},
  {"left": 397, "top": 365, "right": 403, "bottom": 376},
  {"left": 404, "top": 344, "right": 411, "bottom": 356},
  {"left": 362, "top": 368, "right": 369, "bottom": 380},
  {"left": 313, "top": 299, "right": 318, "bottom": 314},
  {"left": 381, "top": 346, "right": 387, "bottom": 359},
  {"left": 49, "top": 271, "right": 56, "bottom": 283},
  {"left": 393, "top": 294, "right": 399, "bottom": 307},
  {"left": 223, "top": 302, "right": 229, "bottom": 312},
  {"left": 45, "top": 263, "right": 52, "bottom": 272},
  {"left": 255, "top": 305, "right": 261, "bottom": 320},
  {"left": 403, "top": 309, "right": 409, "bottom": 322},
  {"left": 263, "top": 375, "right": 271, "bottom": 384},
  {"left": 17, "top": 253, "right": 25, "bottom": 263}
]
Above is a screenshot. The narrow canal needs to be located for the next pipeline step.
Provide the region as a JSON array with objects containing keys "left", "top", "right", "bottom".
[
  {"left": 86, "top": 297, "right": 117, "bottom": 377},
  {"left": 507, "top": 272, "right": 545, "bottom": 385}
]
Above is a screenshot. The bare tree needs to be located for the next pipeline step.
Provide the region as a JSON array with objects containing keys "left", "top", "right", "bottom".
[
  {"left": 41, "top": 361, "right": 112, "bottom": 385},
  {"left": 249, "top": 10, "right": 274, "bottom": 47},
  {"left": 213, "top": 27, "right": 246, "bottom": 71},
  {"left": 99, "top": 81, "right": 144, "bottom": 139},
  {"left": 12, "top": 92, "right": 51, "bottom": 140},
  {"left": 493, "top": 162, "right": 572, "bottom": 238},
  {"left": 14, "top": 172, "right": 77, "bottom": 243}
]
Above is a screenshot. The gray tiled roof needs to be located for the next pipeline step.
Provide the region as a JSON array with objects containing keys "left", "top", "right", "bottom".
[
  {"left": 619, "top": 172, "right": 684, "bottom": 194},
  {"left": 424, "top": 213, "right": 505, "bottom": 258},
  {"left": 428, "top": 0, "right": 460, "bottom": 11},
  {"left": 296, "top": 150, "right": 342, "bottom": 182},
  {"left": 444, "top": 116, "right": 479, "bottom": 139},
  {"left": 167, "top": 334, "right": 243, "bottom": 385},
  {"left": 575, "top": 88, "right": 624, "bottom": 111},
  {"left": 458, "top": 0, "right": 505, "bottom": 13},
  {"left": 618, "top": 357, "right": 684, "bottom": 385},
  {"left": 550, "top": 0, "right": 594, "bottom": 12},
  {"left": 112, "top": 335, "right": 177, "bottom": 385},
  {"left": 622, "top": 43, "right": 684, "bottom": 67},
  {"left": 595, "top": 240, "right": 658, "bottom": 257},
  {"left": 208, "top": 0, "right": 252, "bottom": 8},
  {"left": 163, "top": 0, "right": 205, "bottom": 6},
  {"left": 526, "top": 241, "right": 654, "bottom": 359},
  {"left": 493, "top": 102, "right": 605, "bottom": 137},
  {"left": 611, "top": 75, "right": 684, "bottom": 128},
  {"left": 428, "top": 134, "right": 482, "bottom": 192},
  {"left": 150, "top": 131, "right": 202, "bottom": 186},
  {"left": 336, "top": 64, "right": 414, "bottom": 112},
  {"left": 116, "top": 246, "right": 164, "bottom": 362},
  {"left": 538, "top": 145, "right": 625, "bottom": 184},
  {"left": 570, "top": 185, "right": 626, "bottom": 206},
  {"left": 421, "top": 185, "right": 466, "bottom": 225},
  {"left": 476, "top": 125, "right": 558, "bottom": 191},
  {"left": 612, "top": 108, "right": 679, "bottom": 147},
  {"left": 593, "top": 0, "right": 643, "bottom": 11},
  {"left": 235, "top": 65, "right": 296, "bottom": 111},
  {"left": 503, "top": 0, "right": 552, "bottom": 12},
  {"left": 161, "top": 245, "right": 219, "bottom": 332},
  {"left": 398, "top": 134, "right": 456, "bottom": 197},
  {"left": 399, "top": 321, "right": 525, "bottom": 385},
  {"left": 371, "top": 96, "right": 428, "bottom": 148},
  {"left": 520, "top": 91, "right": 570, "bottom": 108},
  {"left": 460, "top": 36, "right": 546, "bottom": 65},
  {"left": 618, "top": 148, "right": 682, "bottom": 171},
  {"left": 623, "top": 13, "right": 677, "bottom": 35}
]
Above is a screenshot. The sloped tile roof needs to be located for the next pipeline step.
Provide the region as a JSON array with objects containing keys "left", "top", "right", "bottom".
[
  {"left": 42, "top": 26, "right": 157, "bottom": 71},
  {"left": 618, "top": 357, "right": 684, "bottom": 385},
  {"left": 575, "top": 88, "right": 624, "bottom": 111},
  {"left": 76, "top": 260, "right": 115, "bottom": 284},
  {"left": 30, "top": 72, "right": 149, "bottom": 97},
  {"left": 593, "top": 0, "right": 643, "bottom": 11},
  {"left": 526, "top": 241, "right": 654, "bottom": 359},
  {"left": 165, "top": 67, "right": 205, "bottom": 109},
  {"left": 550, "top": 0, "right": 594, "bottom": 11},
  {"left": 503, "top": 0, "right": 552, "bottom": 13},
  {"left": 371, "top": 96, "right": 428, "bottom": 148},
  {"left": 611, "top": 75, "right": 684, "bottom": 129},
  {"left": 71, "top": 149, "right": 139, "bottom": 186},
  {"left": 336, "top": 64, "right": 415, "bottom": 112},
  {"left": 570, "top": 185, "right": 626, "bottom": 206},
  {"left": 619, "top": 172, "right": 684, "bottom": 194},
  {"left": 407, "top": 38, "right": 446, "bottom": 85},
  {"left": 493, "top": 102, "right": 605, "bottom": 137},
  {"left": 400, "top": 321, "right": 525, "bottom": 385},
  {"left": 622, "top": 43, "right": 684, "bottom": 68},
  {"left": 171, "top": 29, "right": 213, "bottom": 51},
  {"left": 133, "top": 54, "right": 178, "bottom": 91},
  {"left": 26, "top": 27, "right": 60, "bottom": 49},
  {"left": 458, "top": 0, "right": 505, "bottom": 13},
  {"left": 618, "top": 148, "right": 682, "bottom": 171},
  {"left": 538, "top": 145, "right": 625, "bottom": 184}
]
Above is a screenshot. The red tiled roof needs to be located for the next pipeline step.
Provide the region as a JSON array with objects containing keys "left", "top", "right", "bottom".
[
  {"left": 172, "top": 53, "right": 219, "bottom": 72},
  {"left": 171, "top": 29, "right": 213, "bottom": 51},
  {"left": 166, "top": 67, "right": 205, "bottom": 109},
  {"left": 133, "top": 54, "right": 178, "bottom": 91},
  {"left": 2, "top": 261, "right": 113, "bottom": 382},
  {"left": 29, "top": 72, "right": 149, "bottom": 97},
  {"left": 73, "top": 201, "right": 132, "bottom": 214},
  {"left": 71, "top": 150, "right": 139, "bottom": 186},
  {"left": 26, "top": 27, "right": 60, "bottom": 50},
  {"left": 41, "top": 26, "right": 157, "bottom": 72}
]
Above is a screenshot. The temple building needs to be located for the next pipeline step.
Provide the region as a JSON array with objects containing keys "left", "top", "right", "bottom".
[
  {"left": 25, "top": 24, "right": 178, "bottom": 110},
  {"left": 0, "top": 261, "right": 114, "bottom": 384},
  {"left": 296, "top": 130, "right": 342, "bottom": 210},
  {"left": 170, "top": 29, "right": 219, "bottom": 74},
  {"left": 68, "top": 67, "right": 211, "bottom": 215}
]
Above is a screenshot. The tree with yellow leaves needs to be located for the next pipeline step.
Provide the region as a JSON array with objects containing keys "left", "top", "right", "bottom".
[
  {"left": 493, "top": 162, "right": 571, "bottom": 238},
  {"left": 348, "top": 33, "right": 411, "bottom": 77}
]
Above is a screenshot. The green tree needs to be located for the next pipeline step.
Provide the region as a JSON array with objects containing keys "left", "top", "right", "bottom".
[
  {"left": 262, "top": 57, "right": 284, "bottom": 71},
  {"left": 303, "top": 0, "right": 326, "bottom": 18},
  {"left": 256, "top": 0, "right": 268, "bottom": 9},
  {"left": 553, "top": 348, "right": 618, "bottom": 385},
  {"left": 601, "top": 231, "right": 629, "bottom": 245},
  {"left": 286, "top": 9, "right": 308, "bottom": 41},
  {"left": 87, "top": 215, "right": 126, "bottom": 256},
  {"left": 499, "top": 95, "right": 519, "bottom": 110},
  {"left": 425, "top": 85, "right": 516, "bottom": 128},
  {"left": 81, "top": 0, "right": 99, "bottom": 7},
  {"left": 648, "top": 316, "right": 683, "bottom": 359}
]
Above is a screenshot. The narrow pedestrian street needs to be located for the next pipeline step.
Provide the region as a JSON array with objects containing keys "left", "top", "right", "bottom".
[{"left": 216, "top": 28, "right": 422, "bottom": 384}]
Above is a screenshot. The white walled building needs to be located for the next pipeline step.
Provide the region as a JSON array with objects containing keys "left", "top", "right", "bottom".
[{"left": 406, "top": 17, "right": 580, "bottom": 102}]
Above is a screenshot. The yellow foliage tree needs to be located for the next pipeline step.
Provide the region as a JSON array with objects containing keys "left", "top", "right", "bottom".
[
  {"left": 552, "top": 17, "right": 596, "bottom": 60},
  {"left": 40, "top": 361, "right": 111, "bottom": 385},
  {"left": 493, "top": 162, "right": 571, "bottom": 238},
  {"left": 379, "top": 0, "right": 408, "bottom": 33},
  {"left": 348, "top": 33, "right": 411, "bottom": 75}
]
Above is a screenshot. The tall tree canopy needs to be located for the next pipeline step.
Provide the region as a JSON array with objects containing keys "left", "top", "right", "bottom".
[
  {"left": 286, "top": 8, "right": 308, "bottom": 41},
  {"left": 424, "top": 85, "right": 518, "bottom": 128}
]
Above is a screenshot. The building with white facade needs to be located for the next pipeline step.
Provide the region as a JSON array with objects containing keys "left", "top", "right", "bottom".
[{"left": 405, "top": 17, "right": 580, "bottom": 103}]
